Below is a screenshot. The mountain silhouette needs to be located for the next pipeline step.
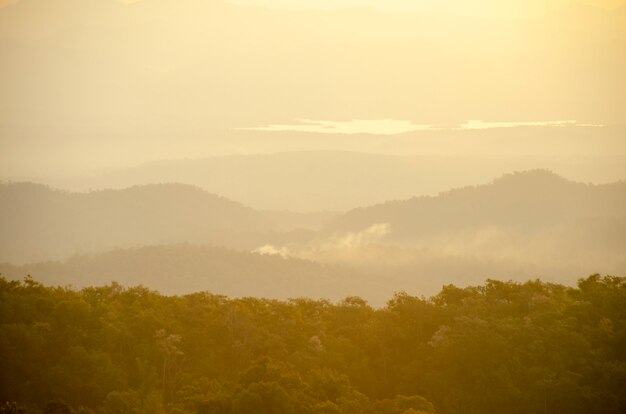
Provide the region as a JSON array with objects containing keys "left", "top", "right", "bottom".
[
  {"left": 326, "top": 170, "right": 626, "bottom": 241},
  {"left": 0, "top": 182, "right": 277, "bottom": 263},
  {"left": 0, "top": 244, "right": 382, "bottom": 301}
]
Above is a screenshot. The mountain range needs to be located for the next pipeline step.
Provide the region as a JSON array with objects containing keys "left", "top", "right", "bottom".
[
  {"left": 1, "top": 170, "right": 624, "bottom": 299},
  {"left": 326, "top": 170, "right": 626, "bottom": 240},
  {"left": 0, "top": 182, "right": 327, "bottom": 263},
  {"left": 29, "top": 151, "right": 626, "bottom": 211}
]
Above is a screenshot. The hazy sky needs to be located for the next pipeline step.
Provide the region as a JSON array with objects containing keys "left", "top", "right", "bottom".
[
  {"left": 1, "top": 0, "right": 625, "bottom": 177},
  {"left": 2, "top": 0, "right": 624, "bottom": 14},
  {"left": 226, "top": 0, "right": 625, "bottom": 15}
]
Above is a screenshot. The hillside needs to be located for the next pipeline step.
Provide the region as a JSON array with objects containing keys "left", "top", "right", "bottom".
[
  {"left": 326, "top": 170, "right": 626, "bottom": 241},
  {"left": 0, "top": 182, "right": 323, "bottom": 263},
  {"left": 0, "top": 244, "right": 381, "bottom": 301},
  {"left": 243, "top": 171, "right": 626, "bottom": 288},
  {"left": 2, "top": 172, "right": 625, "bottom": 297}
]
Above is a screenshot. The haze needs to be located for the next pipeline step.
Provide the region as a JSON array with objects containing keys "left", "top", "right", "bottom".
[
  {"left": 228, "top": 0, "right": 625, "bottom": 16},
  {"left": 1, "top": 0, "right": 625, "bottom": 287},
  {"left": 1, "top": 0, "right": 625, "bottom": 179}
]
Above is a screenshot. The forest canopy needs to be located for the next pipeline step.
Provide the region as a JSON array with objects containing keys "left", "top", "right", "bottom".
[{"left": 1, "top": 274, "right": 625, "bottom": 414}]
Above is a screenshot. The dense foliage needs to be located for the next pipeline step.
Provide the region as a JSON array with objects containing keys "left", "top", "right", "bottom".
[{"left": 1, "top": 275, "right": 625, "bottom": 414}]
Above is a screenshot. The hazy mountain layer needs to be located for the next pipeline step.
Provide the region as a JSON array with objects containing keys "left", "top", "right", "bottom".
[
  {"left": 326, "top": 170, "right": 626, "bottom": 239},
  {"left": 2, "top": 171, "right": 624, "bottom": 300},
  {"left": 261, "top": 171, "right": 626, "bottom": 286},
  {"left": 37, "top": 150, "right": 626, "bottom": 211},
  {"left": 0, "top": 182, "right": 327, "bottom": 263},
  {"left": 0, "top": 244, "right": 382, "bottom": 302}
]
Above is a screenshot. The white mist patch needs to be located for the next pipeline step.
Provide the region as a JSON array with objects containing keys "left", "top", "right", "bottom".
[
  {"left": 331, "top": 223, "right": 391, "bottom": 249},
  {"left": 252, "top": 223, "right": 390, "bottom": 260},
  {"left": 253, "top": 244, "right": 290, "bottom": 258}
]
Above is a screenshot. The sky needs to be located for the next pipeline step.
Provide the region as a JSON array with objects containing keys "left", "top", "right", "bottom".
[
  {"left": 0, "top": 0, "right": 625, "bottom": 178},
  {"left": 225, "top": 0, "right": 625, "bottom": 16},
  {"left": 1, "top": 0, "right": 624, "bottom": 14}
]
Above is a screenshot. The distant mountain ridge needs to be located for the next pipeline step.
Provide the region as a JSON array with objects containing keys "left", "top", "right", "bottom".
[
  {"left": 3, "top": 171, "right": 626, "bottom": 265},
  {"left": 0, "top": 182, "right": 323, "bottom": 263},
  {"left": 0, "top": 244, "right": 381, "bottom": 302},
  {"left": 37, "top": 151, "right": 626, "bottom": 211},
  {"left": 326, "top": 170, "right": 626, "bottom": 241},
  {"left": 1, "top": 171, "right": 624, "bottom": 298}
]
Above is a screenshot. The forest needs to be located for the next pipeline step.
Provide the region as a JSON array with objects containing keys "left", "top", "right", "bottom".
[{"left": 1, "top": 274, "right": 625, "bottom": 414}]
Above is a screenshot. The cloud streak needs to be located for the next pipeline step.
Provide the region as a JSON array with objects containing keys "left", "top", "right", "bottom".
[{"left": 241, "top": 119, "right": 604, "bottom": 135}]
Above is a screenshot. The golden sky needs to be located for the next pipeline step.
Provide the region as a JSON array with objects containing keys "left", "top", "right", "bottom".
[
  {"left": 1, "top": 0, "right": 625, "bottom": 15},
  {"left": 1, "top": 0, "right": 625, "bottom": 176},
  {"left": 226, "top": 0, "right": 625, "bottom": 16}
]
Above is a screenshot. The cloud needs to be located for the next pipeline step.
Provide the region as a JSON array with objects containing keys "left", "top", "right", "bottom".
[
  {"left": 241, "top": 119, "right": 434, "bottom": 135},
  {"left": 459, "top": 120, "right": 604, "bottom": 130},
  {"left": 241, "top": 119, "right": 604, "bottom": 135}
]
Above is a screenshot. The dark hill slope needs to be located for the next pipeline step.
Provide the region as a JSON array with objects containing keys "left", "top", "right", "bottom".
[
  {"left": 0, "top": 182, "right": 273, "bottom": 263},
  {"left": 326, "top": 170, "right": 626, "bottom": 242},
  {"left": 0, "top": 244, "right": 378, "bottom": 301}
]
